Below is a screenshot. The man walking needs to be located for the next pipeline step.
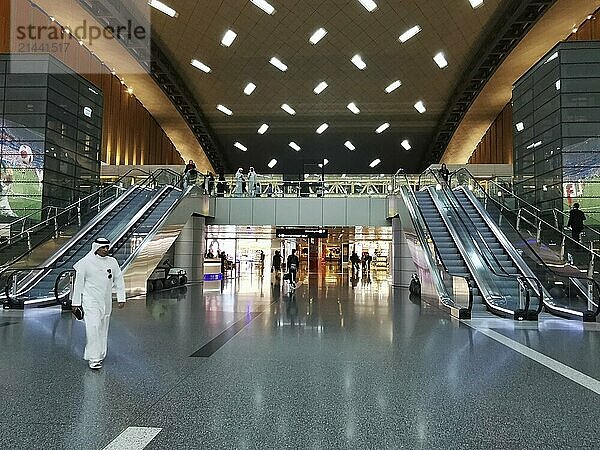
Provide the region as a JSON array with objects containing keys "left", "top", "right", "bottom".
[
  {"left": 567, "top": 202, "right": 586, "bottom": 242},
  {"left": 71, "top": 238, "right": 126, "bottom": 370},
  {"left": 287, "top": 249, "right": 299, "bottom": 289}
]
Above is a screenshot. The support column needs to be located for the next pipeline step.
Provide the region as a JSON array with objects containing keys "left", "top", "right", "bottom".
[
  {"left": 174, "top": 216, "right": 205, "bottom": 283},
  {"left": 392, "top": 217, "right": 415, "bottom": 288}
]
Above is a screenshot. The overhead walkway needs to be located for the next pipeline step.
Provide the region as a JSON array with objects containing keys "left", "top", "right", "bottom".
[{"left": 1, "top": 169, "right": 211, "bottom": 309}]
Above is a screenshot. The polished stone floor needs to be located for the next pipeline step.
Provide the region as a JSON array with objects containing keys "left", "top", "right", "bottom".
[{"left": 2, "top": 266, "right": 600, "bottom": 449}]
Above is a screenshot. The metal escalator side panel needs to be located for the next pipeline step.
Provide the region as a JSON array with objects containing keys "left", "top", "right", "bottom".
[
  {"left": 397, "top": 187, "right": 453, "bottom": 306},
  {"left": 457, "top": 186, "right": 552, "bottom": 303},
  {"left": 427, "top": 187, "right": 515, "bottom": 318},
  {"left": 121, "top": 188, "right": 210, "bottom": 297}
]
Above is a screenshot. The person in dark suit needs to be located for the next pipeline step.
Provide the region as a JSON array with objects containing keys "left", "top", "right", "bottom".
[{"left": 567, "top": 202, "right": 586, "bottom": 241}]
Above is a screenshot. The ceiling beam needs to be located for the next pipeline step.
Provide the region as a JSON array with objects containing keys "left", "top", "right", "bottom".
[{"left": 425, "top": 0, "right": 556, "bottom": 168}]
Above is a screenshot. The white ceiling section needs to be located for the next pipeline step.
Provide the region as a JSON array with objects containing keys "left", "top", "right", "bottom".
[{"left": 150, "top": 0, "right": 506, "bottom": 173}]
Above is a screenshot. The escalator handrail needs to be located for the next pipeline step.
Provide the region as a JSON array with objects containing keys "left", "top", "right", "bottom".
[
  {"left": 0, "top": 167, "right": 162, "bottom": 264},
  {"left": 120, "top": 186, "right": 187, "bottom": 272},
  {"left": 453, "top": 167, "right": 600, "bottom": 317},
  {"left": 397, "top": 177, "right": 455, "bottom": 305},
  {"left": 423, "top": 169, "right": 541, "bottom": 316},
  {"left": 2, "top": 170, "right": 182, "bottom": 297},
  {"left": 54, "top": 269, "right": 75, "bottom": 304}
]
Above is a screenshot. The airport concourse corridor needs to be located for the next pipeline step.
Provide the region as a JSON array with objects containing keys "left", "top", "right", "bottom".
[{"left": 2, "top": 266, "right": 600, "bottom": 449}]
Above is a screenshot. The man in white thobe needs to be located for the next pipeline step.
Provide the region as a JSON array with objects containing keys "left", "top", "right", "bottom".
[{"left": 71, "top": 238, "right": 126, "bottom": 370}]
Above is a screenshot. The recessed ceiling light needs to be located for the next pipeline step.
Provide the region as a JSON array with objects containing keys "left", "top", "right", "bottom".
[
  {"left": 234, "top": 142, "right": 247, "bottom": 152},
  {"left": 469, "top": 0, "right": 484, "bottom": 8},
  {"left": 358, "top": 0, "right": 378, "bottom": 12},
  {"left": 309, "top": 28, "right": 328, "bottom": 45},
  {"left": 221, "top": 29, "right": 237, "bottom": 47},
  {"left": 281, "top": 104, "right": 296, "bottom": 115},
  {"left": 344, "top": 141, "right": 356, "bottom": 151},
  {"left": 148, "top": 0, "right": 179, "bottom": 18},
  {"left": 289, "top": 141, "right": 301, "bottom": 151},
  {"left": 250, "top": 0, "right": 275, "bottom": 15},
  {"left": 351, "top": 54, "right": 367, "bottom": 70},
  {"left": 268, "top": 158, "right": 278, "bottom": 168},
  {"left": 269, "top": 57, "right": 288, "bottom": 71},
  {"left": 433, "top": 52, "right": 448, "bottom": 68},
  {"left": 217, "top": 104, "right": 233, "bottom": 116},
  {"left": 385, "top": 80, "right": 402, "bottom": 93},
  {"left": 401, "top": 140, "right": 411, "bottom": 150},
  {"left": 316, "top": 123, "right": 329, "bottom": 134},
  {"left": 244, "top": 82, "right": 257, "bottom": 95},
  {"left": 347, "top": 102, "right": 360, "bottom": 114},
  {"left": 258, "top": 124, "right": 269, "bottom": 134},
  {"left": 318, "top": 158, "right": 330, "bottom": 168},
  {"left": 516, "top": 122, "right": 524, "bottom": 132},
  {"left": 375, "top": 123, "right": 390, "bottom": 133},
  {"left": 191, "top": 59, "right": 211, "bottom": 73},
  {"left": 399, "top": 25, "right": 421, "bottom": 43},
  {"left": 414, "top": 101, "right": 426, "bottom": 114},
  {"left": 370, "top": 158, "right": 381, "bottom": 168},
  {"left": 314, "top": 81, "right": 328, "bottom": 94}
]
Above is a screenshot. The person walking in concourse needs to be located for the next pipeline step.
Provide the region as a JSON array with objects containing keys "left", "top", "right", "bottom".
[
  {"left": 287, "top": 249, "right": 299, "bottom": 289},
  {"left": 71, "top": 238, "right": 126, "bottom": 370},
  {"left": 568, "top": 202, "right": 586, "bottom": 242},
  {"left": 272, "top": 250, "right": 282, "bottom": 272},
  {"left": 438, "top": 163, "right": 450, "bottom": 184}
]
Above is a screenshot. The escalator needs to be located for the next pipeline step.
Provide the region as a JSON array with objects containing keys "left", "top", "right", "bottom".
[
  {"left": 450, "top": 168, "right": 600, "bottom": 322},
  {"left": 2, "top": 169, "right": 185, "bottom": 308},
  {"left": 406, "top": 170, "right": 543, "bottom": 320}
]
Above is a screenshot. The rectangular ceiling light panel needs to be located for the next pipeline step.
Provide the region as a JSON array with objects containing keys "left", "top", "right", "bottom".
[
  {"left": 221, "top": 29, "right": 238, "bottom": 47},
  {"left": 414, "top": 101, "right": 426, "bottom": 114},
  {"left": 310, "top": 28, "right": 328, "bottom": 44},
  {"left": 370, "top": 158, "right": 381, "bottom": 168},
  {"left": 250, "top": 0, "right": 275, "bottom": 15},
  {"left": 347, "top": 102, "right": 360, "bottom": 114},
  {"left": 191, "top": 59, "right": 211, "bottom": 73},
  {"left": 351, "top": 54, "right": 366, "bottom": 70},
  {"left": 344, "top": 141, "right": 356, "bottom": 151},
  {"left": 358, "top": 0, "right": 378, "bottom": 12},
  {"left": 375, "top": 123, "right": 390, "bottom": 133},
  {"left": 399, "top": 25, "right": 421, "bottom": 43},
  {"left": 433, "top": 52, "right": 448, "bottom": 68},
  {"left": 401, "top": 140, "right": 411, "bottom": 150},
  {"left": 270, "top": 57, "right": 288, "bottom": 71},
  {"left": 217, "top": 104, "right": 233, "bottom": 115},
  {"left": 469, "top": 0, "right": 484, "bottom": 8},
  {"left": 281, "top": 104, "right": 296, "bottom": 115},
  {"left": 258, "top": 124, "right": 269, "bottom": 134},
  {"left": 268, "top": 158, "right": 278, "bottom": 168},
  {"left": 244, "top": 82, "right": 257, "bottom": 95},
  {"left": 234, "top": 142, "right": 248, "bottom": 152},
  {"left": 385, "top": 80, "right": 402, "bottom": 93},
  {"left": 148, "top": 0, "right": 179, "bottom": 18},
  {"left": 289, "top": 142, "right": 301, "bottom": 151},
  {"left": 314, "top": 81, "right": 328, "bottom": 94},
  {"left": 316, "top": 123, "right": 329, "bottom": 134}
]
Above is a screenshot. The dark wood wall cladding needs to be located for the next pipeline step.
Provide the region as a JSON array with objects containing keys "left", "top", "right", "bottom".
[
  {"left": 0, "top": 0, "right": 183, "bottom": 166},
  {"left": 468, "top": 104, "right": 513, "bottom": 165}
]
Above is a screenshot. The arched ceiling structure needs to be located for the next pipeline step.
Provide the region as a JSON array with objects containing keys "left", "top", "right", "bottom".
[{"left": 150, "top": 0, "right": 515, "bottom": 173}]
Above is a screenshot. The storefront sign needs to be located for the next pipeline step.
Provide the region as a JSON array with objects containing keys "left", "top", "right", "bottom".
[{"left": 276, "top": 228, "right": 328, "bottom": 238}]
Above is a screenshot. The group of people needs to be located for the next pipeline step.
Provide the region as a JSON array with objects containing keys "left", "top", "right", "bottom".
[
  {"left": 272, "top": 249, "right": 299, "bottom": 289},
  {"left": 234, "top": 167, "right": 261, "bottom": 197},
  {"left": 183, "top": 160, "right": 228, "bottom": 196},
  {"left": 350, "top": 251, "right": 373, "bottom": 273}
]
